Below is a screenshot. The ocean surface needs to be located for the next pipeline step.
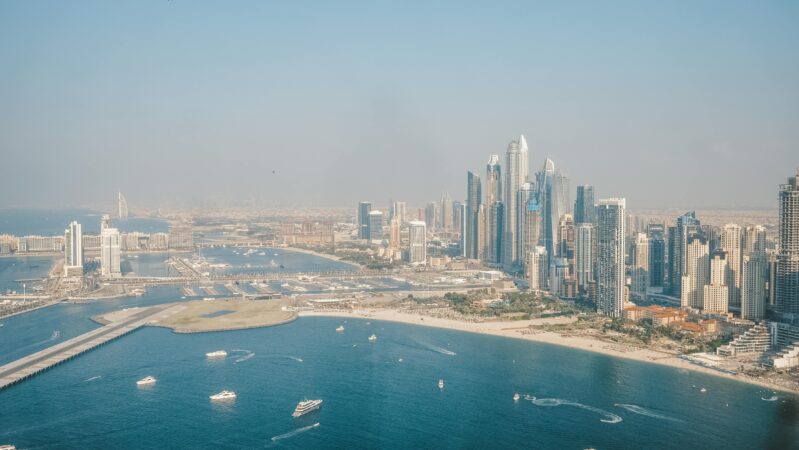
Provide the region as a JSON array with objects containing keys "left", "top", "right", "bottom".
[
  {"left": 0, "top": 209, "right": 168, "bottom": 236},
  {"left": 0, "top": 316, "right": 797, "bottom": 449},
  {"left": 0, "top": 255, "right": 55, "bottom": 294}
]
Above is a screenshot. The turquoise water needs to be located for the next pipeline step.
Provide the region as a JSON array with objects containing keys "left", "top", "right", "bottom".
[
  {"left": 0, "top": 255, "right": 55, "bottom": 293},
  {"left": 201, "top": 247, "right": 357, "bottom": 275},
  {"left": 0, "top": 317, "right": 797, "bottom": 449},
  {"left": 0, "top": 209, "right": 167, "bottom": 236}
]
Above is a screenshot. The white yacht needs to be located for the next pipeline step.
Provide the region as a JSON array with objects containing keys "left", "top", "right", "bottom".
[
  {"left": 368, "top": 334, "right": 377, "bottom": 342},
  {"left": 210, "top": 390, "right": 236, "bottom": 401},
  {"left": 336, "top": 325, "right": 345, "bottom": 332},
  {"left": 513, "top": 393, "right": 520, "bottom": 402},
  {"left": 292, "top": 399, "right": 323, "bottom": 418},
  {"left": 438, "top": 379, "right": 444, "bottom": 389},
  {"left": 0, "top": 445, "right": 17, "bottom": 450},
  {"left": 206, "top": 350, "right": 227, "bottom": 358},
  {"left": 700, "top": 387, "right": 707, "bottom": 393},
  {"left": 136, "top": 376, "right": 157, "bottom": 386}
]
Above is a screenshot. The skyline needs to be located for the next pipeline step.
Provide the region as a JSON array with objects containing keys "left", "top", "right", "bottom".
[{"left": 1, "top": 1, "right": 798, "bottom": 210}]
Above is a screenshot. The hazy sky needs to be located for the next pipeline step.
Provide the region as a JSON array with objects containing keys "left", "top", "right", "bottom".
[{"left": 1, "top": 1, "right": 797, "bottom": 210}]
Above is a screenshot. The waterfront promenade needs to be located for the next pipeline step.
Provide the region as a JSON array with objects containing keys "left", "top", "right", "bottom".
[{"left": 0, "top": 304, "right": 184, "bottom": 390}]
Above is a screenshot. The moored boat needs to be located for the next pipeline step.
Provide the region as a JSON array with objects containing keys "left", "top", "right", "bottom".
[{"left": 292, "top": 399, "right": 323, "bottom": 418}]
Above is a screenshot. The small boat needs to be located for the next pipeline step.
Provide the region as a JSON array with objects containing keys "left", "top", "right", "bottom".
[
  {"left": 368, "top": 334, "right": 377, "bottom": 342},
  {"left": 336, "top": 325, "right": 345, "bottom": 332},
  {"left": 206, "top": 350, "right": 227, "bottom": 358},
  {"left": 438, "top": 379, "right": 444, "bottom": 389},
  {"left": 700, "top": 387, "right": 707, "bottom": 393},
  {"left": 210, "top": 390, "right": 236, "bottom": 401},
  {"left": 136, "top": 376, "right": 156, "bottom": 386},
  {"left": 513, "top": 393, "right": 520, "bottom": 402},
  {"left": 0, "top": 445, "right": 17, "bottom": 450},
  {"left": 292, "top": 399, "right": 323, "bottom": 418}
]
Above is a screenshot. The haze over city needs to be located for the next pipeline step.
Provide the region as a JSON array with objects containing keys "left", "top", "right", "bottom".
[{"left": 2, "top": 1, "right": 798, "bottom": 209}]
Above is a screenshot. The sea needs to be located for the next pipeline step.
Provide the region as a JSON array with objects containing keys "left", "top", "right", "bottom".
[{"left": 0, "top": 211, "right": 798, "bottom": 449}]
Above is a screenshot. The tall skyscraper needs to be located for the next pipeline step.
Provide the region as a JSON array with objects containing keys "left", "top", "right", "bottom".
[
  {"left": 441, "top": 193, "right": 453, "bottom": 231},
  {"left": 390, "top": 201, "right": 407, "bottom": 226},
  {"left": 536, "top": 158, "right": 555, "bottom": 264},
  {"left": 703, "top": 250, "right": 729, "bottom": 313},
  {"left": 465, "top": 171, "right": 482, "bottom": 259},
  {"left": 100, "top": 214, "right": 111, "bottom": 233},
  {"left": 671, "top": 211, "right": 701, "bottom": 296},
  {"left": 484, "top": 155, "right": 502, "bottom": 263},
  {"left": 575, "top": 223, "right": 595, "bottom": 296},
  {"left": 681, "top": 233, "right": 709, "bottom": 309},
  {"left": 408, "top": 221, "right": 427, "bottom": 264},
  {"left": 741, "top": 254, "right": 766, "bottom": 320},
  {"left": 100, "top": 227, "right": 121, "bottom": 278},
  {"left": 632, "top": 233, "right": 649, "bottom": 301},
  {"left": 596, "top": 198, "right": 626, "bottom": 317},
  {"left": 452, "top": 201, "right": 463, "bottom": 236},
  {"left": 389, "top": 217, "right": 401, "bottom": 250},
  {"left": 485, "top": 155, "right": 502, "bottom": 205},
  {"left": 487, "top": 201, "right": 504, "bottom": 264},
  {"left": 526, "top": 246, "right": 548, "bottom": 291},
  {"left": 518, "top": 182, "right": 538, "bottom": 267},
  {"left": 647, "top": 223, "right": 666, "bottom": 289},
  {"left": 503, "top": 135, "right": 528, "bottom": 268},
  {"left": 368, "top": 210, "right": 383, "bottom": 242},
  {"left": 64, "top": 221, "right": 83, "bottom": 276},
  {"left": 574, "top": 185, "right": 595, "bottom": 225},
  {"left": 777, "top": 169, "right": 799, "bottom": 317},
  {"left": 358, "top": 202, "right": 372, "bottom": 239},
  {"left": 425, "top": 202, "right": 438, "bottom": 232},
  {"left": 720, "top": 224, "right": 743, "bottom": 308},
  {"left": 118, "top": 190, "right": 128, "bottom": 220}
]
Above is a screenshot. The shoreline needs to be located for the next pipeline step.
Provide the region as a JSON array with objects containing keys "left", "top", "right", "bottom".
[
  {"left": 284, "top": 246, "right": 363, "bottom": 269},
  {"left": 299, "top": 309, "right": 799, "bottom": 395}
]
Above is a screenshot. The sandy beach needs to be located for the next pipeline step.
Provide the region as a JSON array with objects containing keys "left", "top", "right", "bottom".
[{"left": 299, "top": 309, "right": 798, "bottom": 395}]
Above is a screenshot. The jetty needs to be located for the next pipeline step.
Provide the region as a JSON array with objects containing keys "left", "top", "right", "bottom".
[{"left": 0, "top": 304, "right": 183, "bottom": 391}]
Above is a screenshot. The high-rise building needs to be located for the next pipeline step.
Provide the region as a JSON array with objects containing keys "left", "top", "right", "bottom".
[
  {"left": 368, "top": 210, "right": 383, "bottom": 242},
  {"left": 575, "top": 223, "right": 595, "bottom": 296},
  {"left": 536, "top": 159, "right": 555, "bottom": 264},
  {"left": 596, "top": 198, "right": 626, "bottom": 317},
  {"left": 741, "top": 254, "right": 766, "bottom": 320},
  {"left": 671, "top": 211, "right": 701, "bottom": 296},
  {"left": 487, "top": 201, "right": 504, "bottom": 264},
  {"left": 100, "top": 227, "right": 121, "bottom": 278},
  {"left": 574, "top": 185, "right": 595, "bottom": 225},
  {"left": 64, "top": 221, "right": 83, "bottom": 276},
  {"left": 526, "top": 246, "right": 548, "bottom": 291},
  {"left": 485, "top": 155, "right": 502, "bottom": 205},
  {"left": 777, "top": 169, "right": 799, "bottom": 317},
  {"left": 632, "top": 233, "right": 649, "bottom": 301},
  {"left": 390, "top": 201, "right": 407, "bottom": 226},
  {"left": 557, "top": 213, "right": 575, "bottom": 273},
  {"left": 424, "top": 202, "right": 438, "bottom": 232},
  {"left": 358, "top": 202, "right": 372, "bottom": 239},
  {"left": 389, "top": 217, "right": 401, "bottom": 250},
  {"left": 441, "top": 193, "right": 453, "bottom": 231},
  {"left": 100, "top": 214, "right": 111, "bottom": 233},
  {"left": 720, "top": 224, "right": 743, "bottom": 308},
  {"left": 452, "top": 201, "right": 463, "bottom": 236},
  {"left": 743, "top": 225, "right": 767, "bottom": 256},
  {"left": 703, "top": 250, "right": 729, "bottom": 313},
  {"left": 681, "top": 234, "right": 709, "bottom": 310},
  {"left": 518, "top": 183, "right": 538, "bottom": 267},
  {"left": 647, "top": 223, "right": 666, "bottom": 289},
  {"left": 118, "top": 190, "right": 129, "bottom": 220},
  {"left": 503, "top": 135, "right": 529, "bottom": 268},
  {"left": 484, "top": 155, "right": 502, "bottom": 263},
  {"left": 465, "top": 171, "right": 482, "bottom": 259},
  {"left": 408, "top": 221, "right": 427, "bottom": 264}
]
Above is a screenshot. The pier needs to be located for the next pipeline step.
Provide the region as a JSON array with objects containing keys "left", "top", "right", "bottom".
[{"left": 0, "top": 304, "right": 183, "bottom": 391}]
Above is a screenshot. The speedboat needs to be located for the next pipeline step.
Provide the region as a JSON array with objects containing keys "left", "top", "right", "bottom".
[
  {"left": 292, "top": 399, "right": 323, "bottom": 418},
  {"left": 513, "top": 393, "right": 520, "bottom": 402},
  {"left": 210, "top": 390, "right": 236, "bottom": 401},
  {"left": 368, "top": 334, "right": 377, "bottom": 342},
  {"left": 336, "top": 325, "right": 345, "bottom": 332},
  {"left": 438, "top": 379, "right": 444, "bottom": 389},
  {"left": 700, "top": 387, "right": 707, "bottom": 393},
  {"left": 206, "top": 350, "right": 227, "bottom": 358},
  {"left": 136, "top": 376, "right": 156, "bottom": 386}
]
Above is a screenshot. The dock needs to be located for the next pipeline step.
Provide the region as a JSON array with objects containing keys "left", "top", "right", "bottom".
[{"left": 0, "top": 304, "right": 183, "bottom": 391}]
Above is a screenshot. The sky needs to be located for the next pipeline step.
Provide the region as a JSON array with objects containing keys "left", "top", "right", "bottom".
[{"left": 1, "top": 1, "right": 798, "bottom": 211}]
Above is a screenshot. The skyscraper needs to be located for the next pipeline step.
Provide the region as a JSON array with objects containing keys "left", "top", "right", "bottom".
[
  {"left": 777, "top": 169, "right": 799, "bottom": 317},
  {"left": 647, "top": 223, "right": 666, "bottom": 289},
  {"left": 368, "top": 210, "right": 383, "bottom": 242},
  {"left": 100, "top": 227, "right": 121, "bottom": 278},
  {"left": 465, "top": 171, "right": 482, "bottom": 259},
  {"left": 518, "top": 182, "right": 538, "bottom": 266},
  {"left": 536, "top": 158, "right": 556, "bottom": 264},
  {"left": 389, "top": 217, "right": 401, "bottom": 250},
  {"left": 503, "top": 135, "right": 528, "bottom": 268},
  {"left": 64, "top": 221, "right": 83, "bottom": 276},
  {"left": 358, "top": 202, "right": 372, "bottom": 239},
  {"left": 118, "top": 190, "right": 128, "bottom": 220},
  {"left": 100, "top": 214, "right": 111, "bottom": 233},
  {"left": 485, "top": 155, "right": 502, "bottom": 262},
  {"left": 741, "top": 254, "right": 766, "bottom": 320},
  {"left": 390, "top": 201, "right": 407, "bottom": 226},
  {"left": 575, "top": 223, "right": 595, "bottom": 296},
  {"left": 596, "top": 198, "right": 626, "bottom": 317},
  {"left": 632, "top": 233, "right": 649, "bottom": 301},
  {"left": 681, "top": 233, "right": 709, "bottom": 310},
  {"left": 425, "top": 202, "right": 438, "bottom": 232},
  {"left": 408, "top": 221, "right": 427, "bottom": 264},
  {"left": 526, "top": 246, "right": 548, "bottom": 291},
  {"left": 487, "top": 201, "right": 504, "bottom": 264},
  {"left": 485, "top": 155, "right": 501, "bottom": 205},
  {"left": 703, "top": 250, "right": 729, "bottom": 313},
  {"left": 441, "top": 193, "right": 453, "bottom": 231},
  {"left": 671, "top": 211, "right": 701, "bottom": 296},
  {"left": 574, "top": 185, "right": 595, "bottom": 225},
  {"left": 720, "top": 224, "right": 743, "bottom": 308}
]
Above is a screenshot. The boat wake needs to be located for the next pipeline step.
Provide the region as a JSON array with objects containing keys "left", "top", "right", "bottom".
[
  {"left": 235, "top": 352, "right": 255, "bottom": 363},
  {"left": 266, "top": 355, "right": 303, "bottom": 363},
  {"left": 761, "top": 396, "right": 779, "bottom": 402},
  {"left": 20, "top": 330, "right": 61, "bottom": 350},
  {"left": 411, "top": 339, "right": 456, "bottom": 356},
  {"left": 84, "top": 375, "right": 102, "bottom": 382},
  {"left": 231, "top": 348, "right": 252, "bottom": 353},
  {"left": 524, "top": 395, "right": 622, "bottom": 424},
  {"left": 614, "top": 404, "right": 683, "bottom": 422},
  {"left": 269, "top": 422, "right": 320, "bottom": 443}
]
